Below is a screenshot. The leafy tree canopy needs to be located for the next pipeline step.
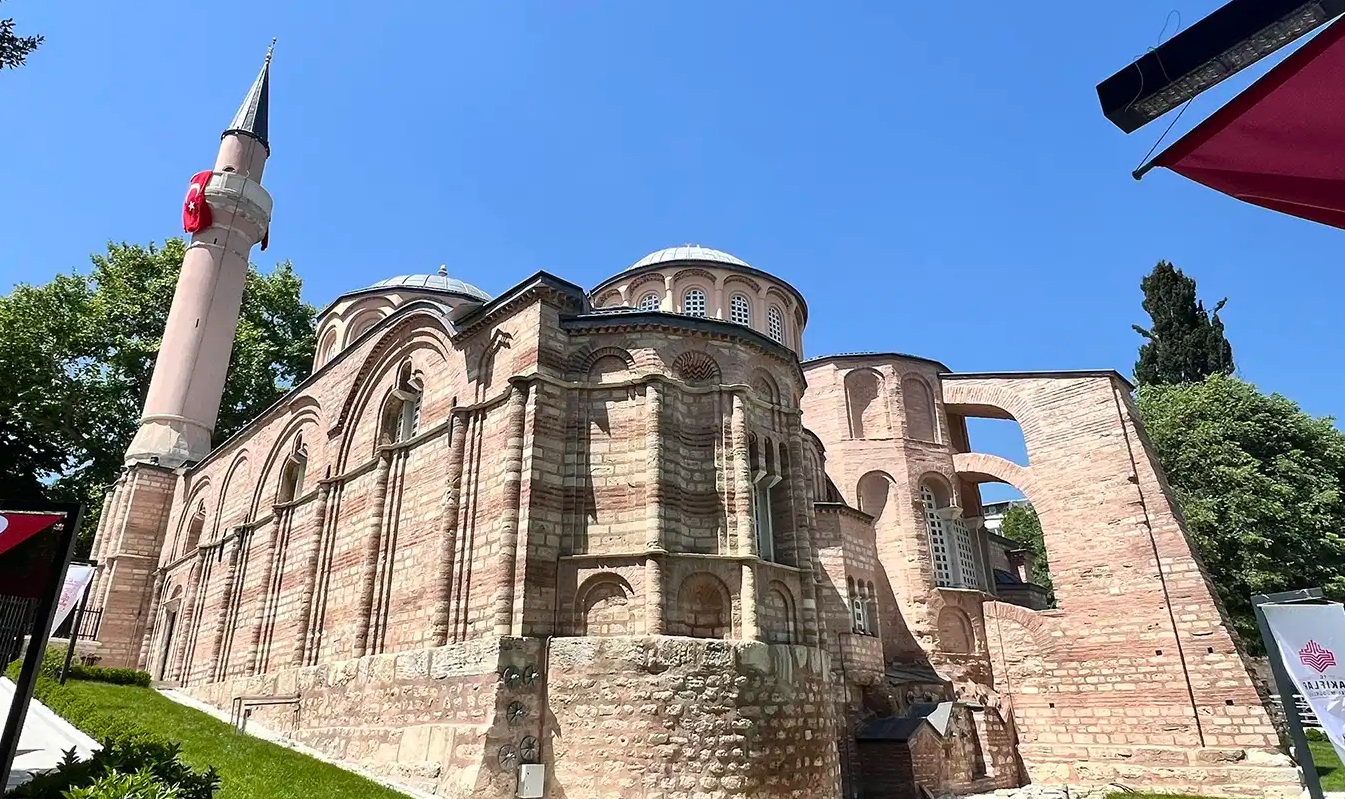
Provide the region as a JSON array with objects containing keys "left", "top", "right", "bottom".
[
  {"left": 1133, "top": 260, "right": 1234, "bottom": 386},
  {"left": 0, "top": 1, "right": 42, "bottom": 71},
  {"left": 0, "top": 240, "right": 316, "bottom": 555},
  {"left": 1138, "top": 374, "right": 1345, "bottom": 649},
  {"left": 998, "top": 505, "right": 1055, "bottom": 606}
]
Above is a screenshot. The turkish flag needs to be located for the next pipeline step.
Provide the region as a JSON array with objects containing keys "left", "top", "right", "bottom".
[
  {"left": 0, "top": 511, "right": 66, "bottom": 559},
  {"left": 182, "top": 170, "right": 214, "bottom": 234}
]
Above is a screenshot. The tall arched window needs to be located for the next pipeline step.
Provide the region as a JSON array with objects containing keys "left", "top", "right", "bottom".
[
  {"left": 767, "top": 306, "right": 785, "bottom": 342},
  {"left": 730, "top": 294, "right": 751, "bottom": 325},
  {"left": 682, "top": 288, "right": 707, "bottom": 317},
  {"left": 922, "top": 484, "right": 955, "bottom": 587},
  {"left": 903, "top": 374, "right": 938, "bottom": 442},
  {"left": 921, "top": 483, "right": 983, "bottom": 590},
  {"left": 638, "top": 292, "right": 660, "bottom": 311},
  {"left": 380, "top": 364, "right": 423, "bottom": 445},
  {"left": 178, "top": 502, "right": 206, "bottom": 559},
  {"left": 277, "top": 436, "right": 309, "bottom": 504}
]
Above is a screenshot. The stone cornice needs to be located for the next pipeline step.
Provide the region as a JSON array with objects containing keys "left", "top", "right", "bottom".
[
  {"left": 941, "top": 369, "right": 1134, "bottom": 390},
  {"left": 560, "top": 311, "right": 805, "bottom": 386},
  {"left": 813, "top": 502, "right": 873, "bottom": 524}
]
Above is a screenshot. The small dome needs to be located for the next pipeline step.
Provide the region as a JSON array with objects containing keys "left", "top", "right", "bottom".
[
  {"left": 366, "top": 267, "right": 490, "bottom": 302},
  {"left": 627, "top": 245, "right": 750, "bottom": 271}
]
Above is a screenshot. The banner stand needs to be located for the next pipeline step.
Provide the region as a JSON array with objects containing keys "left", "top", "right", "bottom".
[
  {"left": 59, "top": 563, "right": 97, "bottom": 686},
  {"left": 0, "top": 500, "right": 84, "bottom": 791},
  {"left": 1254, "top": 588, "right": 1327, "bottom": 799}
]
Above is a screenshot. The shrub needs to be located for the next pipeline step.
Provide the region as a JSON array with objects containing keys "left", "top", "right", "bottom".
[
  {"left": 63, "top": 769, "right": 182, "bottom": 799},
  {"left": 4, "top": 647, "right": 150, "bottom": 687},
  {"left": 1307, "top": 728, "right": 1328, "bottom": 742}
]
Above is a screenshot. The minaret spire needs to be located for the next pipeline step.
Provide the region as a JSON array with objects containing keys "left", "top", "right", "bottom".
[
  {"left": 223, "top": 43, "right": 272, "bottom": 153},
  {"left": 124, "top": 53, "right": 275, "bottom": 468}
]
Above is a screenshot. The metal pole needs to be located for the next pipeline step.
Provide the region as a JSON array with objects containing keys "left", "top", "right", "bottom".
[
  {"left": 0, "top": 501, "right": 84, "bottom": 791},
  {"left": 1253, "top": 589, "right": 1326, "bottom": 799},
  {"left": 59, "top": 565, "right": 95, "bottom": 686}
]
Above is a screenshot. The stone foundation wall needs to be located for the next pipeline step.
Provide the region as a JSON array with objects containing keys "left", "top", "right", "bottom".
[
  {"left": 546, "top": 636, "right": 840, "bottom": 798},
  {"left": 186, "top": 637, "right": 542, "bottom": 798},
  {"left": 183, "top": 636, "right": 841, "bottom": 799}
]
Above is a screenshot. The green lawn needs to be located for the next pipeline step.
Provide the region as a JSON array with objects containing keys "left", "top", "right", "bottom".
[
  {"left": 61, "top": 681, "right": 407, "bottom": 799},
  {"left": 1310, "top": 738, "right": 1344, "bottom": 792}
]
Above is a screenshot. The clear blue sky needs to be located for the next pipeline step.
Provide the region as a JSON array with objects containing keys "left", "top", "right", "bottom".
[{"left": 2, "top": 1, "right": 1340, "bottom": 499}]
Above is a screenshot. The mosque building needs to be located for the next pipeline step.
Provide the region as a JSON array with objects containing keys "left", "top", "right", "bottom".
[{"left": 87, "top": 54, "right": 1300, "bottom": 799}]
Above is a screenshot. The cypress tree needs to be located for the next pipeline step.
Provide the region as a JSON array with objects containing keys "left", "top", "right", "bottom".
[{"left": 1133, "top": 261, "right": 1235, "bottom": 386}]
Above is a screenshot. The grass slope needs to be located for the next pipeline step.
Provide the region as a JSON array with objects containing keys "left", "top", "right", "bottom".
[
  {"left": 62, "top": 682, "right": 407, "bottom": 799},
  {"left": 1310, "top": 738, "right": 1344, "bottom": 792}
]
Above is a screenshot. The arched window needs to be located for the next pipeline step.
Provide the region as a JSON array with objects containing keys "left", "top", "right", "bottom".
[
  {"left": 903, "top": 374, "right": 938, "bottom": 442},
  {"left": 730, "top": 294, "right": 751, "bottom": 325},
  {"left": 178, "top": 502, "right": 206, "bottom": 558},
  {"left": 315, "top": 328, "right": 338, "bottom": 368},
  {"left": 845, "top": 369, "right": 891, "bottom": 439},
  {"left": 347, "top": 312, "right": 381, "bottom": 345},
  {"left": 865, "top": 580, "right": 879, "bottom": 636},
  {"left": 921, "top": 482, "right": 983, "bottom": 590},
  {"left": 682, "top": 288, "right": 707, "bottom": 317},
  {"left": 379, "top": 364, "right": 423, "bottom": 445},
  {"left": 276, "top": 437, "right": 308, "bottom": 504},
  {"left": 638, "top": 292, "right": 660, "bottom": 311},
  {"left": 749, "top": 436, "right": 781, "bottom": 562},
  {"left": 767, "top": 306, "right": 785, "bottom": 342}
]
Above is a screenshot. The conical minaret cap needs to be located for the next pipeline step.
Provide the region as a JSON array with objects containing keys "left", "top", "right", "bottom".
[{"left": 223, "top": 43, "right": 272, "bottom": 153}]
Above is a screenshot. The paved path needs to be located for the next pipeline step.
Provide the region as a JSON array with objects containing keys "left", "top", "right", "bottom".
[{"left": 0, "top": 677, "right": 100, "bottom": 792}]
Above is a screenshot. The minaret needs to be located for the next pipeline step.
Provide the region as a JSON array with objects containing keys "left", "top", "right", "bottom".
[{"left": 124, "top": 48, "right": 275, "bottom": 467}]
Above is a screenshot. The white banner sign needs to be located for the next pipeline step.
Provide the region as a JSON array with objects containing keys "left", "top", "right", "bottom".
[
  {"left": 1262, "top": 602, "right": 1345, "bottom": 765},
  {"left": 51, "top": 564, "right": 95, "bottom": 636}
]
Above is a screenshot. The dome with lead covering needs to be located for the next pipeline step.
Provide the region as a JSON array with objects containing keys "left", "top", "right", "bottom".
[
  {"left": 365, "top": 268, "right": 491, "bottom": 302},
  {"left": 626, "top": 245, "right": 751, "bottom": 271}
]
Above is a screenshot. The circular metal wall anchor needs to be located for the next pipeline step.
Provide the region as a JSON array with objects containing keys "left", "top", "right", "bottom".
[
  {"left": 521, "top": 664, "right": 541, "bottom": 686},
  {"left": 501, "top": 665, "right": 522, "bottom": 689},
  {"left": 507, "top": 701, "right": 528, "bottom": 725},
  {"left": 519, "top": 736, "right": 539, "bottom": 764},
  {"left": 498, "top": 744, "right": 518, "bottom": 770}
]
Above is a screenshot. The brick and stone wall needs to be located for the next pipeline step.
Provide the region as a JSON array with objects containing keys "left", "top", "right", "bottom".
[
  {"left": 945, "top": 374, "right": 1299, "bottom": 796},
  {"left": 93, "top": 268, "right": 1303, "bottom": 798},
  {"left": 546, "top": 636, "right": 839, "bottom": 798}
]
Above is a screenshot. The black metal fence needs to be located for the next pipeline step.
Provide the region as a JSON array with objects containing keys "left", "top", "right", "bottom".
[
  {"left": 0, "top": 595, "right": 37, "bottom": 665},
  {"left": 52, "top": 606, "right": 101, "bottom": 643}
]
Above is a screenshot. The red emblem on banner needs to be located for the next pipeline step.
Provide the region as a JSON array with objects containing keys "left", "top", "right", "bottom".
[
  {"left": 182, "top": 170, "right": 214, "bottom": 234},
  {"left": 1300, "top": 640, "right": 1338, "bottom": 673},
  {"left": 0, "top": 512, "right": 67, "bottom": 558}
]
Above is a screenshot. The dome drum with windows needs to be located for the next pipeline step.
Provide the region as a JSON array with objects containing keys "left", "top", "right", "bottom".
[{"left": 589, "top": 245, "right": 808, "bottom": 355}]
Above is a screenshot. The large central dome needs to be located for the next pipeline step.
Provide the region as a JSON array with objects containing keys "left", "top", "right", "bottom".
[
  {"left": 626, "top": 245, "right": 751, "bottom": 271},
  {"left": 366, "top": 270, "right": 491, "bottom": 302}
]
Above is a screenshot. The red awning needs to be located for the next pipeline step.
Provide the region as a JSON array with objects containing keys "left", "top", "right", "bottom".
[{"left": 1148, "top": 15, "right": 1345, "bottom": 230}]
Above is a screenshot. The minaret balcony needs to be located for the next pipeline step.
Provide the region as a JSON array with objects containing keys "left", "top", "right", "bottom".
[{"left": 204, "top": 170, "right": 273, "bottom": 231}]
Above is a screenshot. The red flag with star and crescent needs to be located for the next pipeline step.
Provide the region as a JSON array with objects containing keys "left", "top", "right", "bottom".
[
  {"left": 182, "top": 170, "right": 214, "bottom": 234},
  {"left": 0, "top": 511, "right": 67, "bottom": 559}
]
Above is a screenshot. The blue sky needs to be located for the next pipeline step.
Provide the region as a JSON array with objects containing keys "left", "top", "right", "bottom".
[{"left": 2, "top": 1, "right": 1340, "bottom": 499}]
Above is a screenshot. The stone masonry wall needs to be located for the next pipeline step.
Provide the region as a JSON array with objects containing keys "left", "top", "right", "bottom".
[
  {"left": 186, "top": 638, "right": 543, "bottom": 798},
  {"left": 944, "top": 374, "right": 1300, "bottom": 797},
  {"left": 546, "top": 636, "right": 840, "bottom": 799}
]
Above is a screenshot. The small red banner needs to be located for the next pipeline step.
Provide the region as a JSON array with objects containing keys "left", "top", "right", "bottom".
[{"left": 0, "top": 511, "right": 66, "bottom": 559}]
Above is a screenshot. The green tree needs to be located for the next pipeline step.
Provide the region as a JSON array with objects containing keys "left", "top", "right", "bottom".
[
  {"left": 1138, "top": 374, "right": 1345, "bottom": 648},
  {"left": 0, "top": 240, "right": 316, "bottom": 555},
  {"left": 0, "top": 1, "right": 42, "bottom": 71},
  {"left": 999, "top": 505, "right": 1054, "bottom": 604},
  {"left": 1133, "top": 260, "right": 1234, "bottom": 386}
]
